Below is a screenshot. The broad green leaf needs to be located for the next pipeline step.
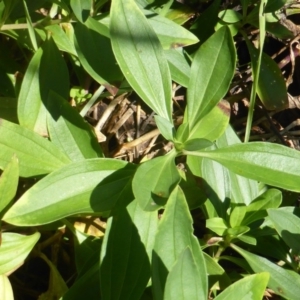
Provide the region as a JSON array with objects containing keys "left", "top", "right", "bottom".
[
  {"left": 0, "top": 232, "right": 40, "bottom": 275},
  {"left": 110, "top": 0, "right": 172, "bottom": 122},
  {"left": 18, "top": 38, "right": 69, "bottom": 136},
  {"left": 268, "top": 209, "right": 300, "bottom": 252},
  {"left": 206, "top": 217, "right": 228, "bottom": 236},
  {"left": 47, "top": 91, "right": 103, "bottom": 162},
  {"left": 232, "top": 244, "right": 300, "bottom": 300},
  {"left": 0, "top": 155, "right": 18, "bottom": 215},
  {"left": 74, "top": 17, "right": 123, "bottom": 86},
  {"left": 214, "top": 273, "right": 269, "bottom": 300},
  {"left": 247, "top": 42, "right": 288, "bottom": 110},
  {"left": 70, "top": 0, "right": 91, "bottom": 23},
  {"left": 154, "top": 115, "right": 175, "bottom": 141},
  {"left": 265, "top": 0, "right": 287, "bottom": 12},
  {"left": 144, "top": 9, "right": 199, "bottom": 49},
  {"left": 164, "top": 247, "right": 204, "bottom": 300},
  {"left": 183, "top": 139, "right": 213, "bottom": 152},
  {"left": 45, "top": 24, "right": 77, "bottom": 56},
  {"left": 100, "top": 199, "right": 157, "bottom": 300},
  {"left": 152, "top": 187, "right": 207, "bottom": 300},
  {"left": 230, "top": 205, "right": 247, "bottom": 228},
  {"left": 225, "top": 226, "right": 250, "bottom": 238},
  {"left": 0, "top": 119, "right": 70, "bottom": 177},
  {"left": 0, "top": 275, "right": 13, "bottom": 300},
  {"left": 188, "top": 100, "right": 230, "bottom": 141},
  {"left": 217, "top": 125, "right": 259, "bottom": 205},
  {"left": 185, "top": 142, "right": 300, "bottom": 192},
  {"left": 132, "top": 152, "right": 180, "bottom": 211},
  {"left": 242, "top": 189, "right": 282, "bottom": 226},
  {"left": 3, "top": 159, "right": 136, "bottom": 226},
  {"left": 165, "top": 5, "right": 197, "bottom": 25},
  {"left": 185, "top": 26, "right": 236, "bottom": 129},
  {"left": 164, "top": 48, "right": 190, "bottom": 87},
  {"left": 203, "top": 253, "right": 231, "bottom": 290},
  {"left": 218, "top": 9, "right": 242, "bottom": 23}
]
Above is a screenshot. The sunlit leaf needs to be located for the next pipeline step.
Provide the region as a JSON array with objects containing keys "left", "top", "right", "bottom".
[
  {"left": 70, "top": 0, "right": 92, "bottom": 23},
  {"left": 0, "top": 119, "right": 70, "bottom": 177},
  {"left": 110, "top": 0, "right": 172, "bottom": 121},
  {"left": 3, "top": 159, "right": 136, "bottom": 225},
  {"left": 0, "top": 232, "right": 40, "bottom": 275},
  {"left": 185, "top": 26, "right": 236, "bottom": 129},
  {"left": 132, "top": 152, "right": 180, "bottom": 211}
]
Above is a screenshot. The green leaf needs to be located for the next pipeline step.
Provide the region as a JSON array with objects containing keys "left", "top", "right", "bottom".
[
  {"left": 154, "top": 115, "right": 175, "bottom": 141},
  {"left": 185, "top": 26, "right": 236, "bottom": 129},
  {"left": 45, "top": 24, "right": 77, "bottom": 56},
  {"left": 47, "top": 91, "right": 103, "bottom": 162},
  {"left": 206, "top": 217, "right": 229, "bottom": 236},
  {"left": 152, "top": 186, "right": 207, "bottom": 300},
  {"left": 70, "top": 0, "right": 91, "bottom": 23},
  {"left": 132, "top": 152, "right": 180, "bottom": 211},
  {"left": 247, "top": 42, "right": 288, "bottom": 110},
  {"left": 186, "top": 142, "right": 300, "bottom": 192},
  {"left": 0, "top": 119, "right": 70, "bottom": 177},
  {"left": 218, "top": 9, "right": 243, "bottom": 23},
  {"left": 203, "top": 252, "right": 231, "bottom": 290},
  {"left": 3, "top": 159, "right": 136, "bottom": 226},
  {"left": 214, "top": 273, "right": 269, "bottom": 300},
  {"left": 110, "top": 0, "right": 172, "bottom": 122},
  {"left": 164, "top": 247, "right": 204, "bottom": 300},
  {"left": 268, "top": 209, "right": 300, "bottom": 252},
  {"left": 188, "top": 100, "right": 230, "bottom": 142},
  {"left": 164, "top": 48, "right": 191, "bottom": 87},
  {"left": 100, "top": 199, "right": 157, "bottom": 300},
  {"left": 230, "top": 205, "right": 247, "bottom": 228},
  {"left": 183, "top": 138, "right": 213, "bottom": 151},
  {"left": 18, "top": 38, "right": 69, "bottom": 136},
  {"left": 0, "top": 155, "right": 18, "bottom": 216},
  {"left": 242, "top": 189, "right": 282, "bottom": 226},
  {"left": 0, "top": 275, "right": 13, "bottom": 300},
  {"left": 74, "top": 17, "right": 123, "bottom": 86},
  {"left": 225, "top": 226, "right": 250, "bottom": 238},
  {"left": 0, "top": 232, "right": 40, "bottom": 275},
  {"left": 265, "top": 0, "right": 287, "bottom": 13},
  {"left": 231, "top": 244, "right": 300, "bottom": 300},
  {"left": 144, "top": 9, "right": 199, "bottom": 49}
]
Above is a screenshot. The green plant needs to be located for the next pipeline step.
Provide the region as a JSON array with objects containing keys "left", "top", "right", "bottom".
[{"left": 1, "top": 0, "right": 300, "bottom": 299}]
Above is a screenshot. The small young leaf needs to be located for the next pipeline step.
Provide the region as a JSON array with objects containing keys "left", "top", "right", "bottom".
[
  {"left": 0, "top": 232, "right": 40, "bottom": 275},
  {"left": 242, "top": 189, "right": 282, "bottom": 226},
  {"left": 230, "top": 206, "right": 247, "bottom": 228},
  {"left": 164, "top": 247, "right": 204, "bottom": 300},
  {"left": 70, "top": 0, "right": 91, "bottom": 23},
  {"left": 152, "top": 186, "right": 207, "bottom": 300},
  {"left": 232, "top": 244, "right": 300, "bottom": 300},
  {"left": 206, "top": 217, "right": 229, "bottom": 236},
  {"left": 218, "top": 9, "right": 243, "bottom": 23},
  {"left": 185, "top": 26, "right": 236, "bottom": 129},
  {"left": 154, "top": 115, "right": 175, "bottom": 141},
  {"left": 268, "top": 208, "right": 300, "bottom": 252},
  {"left": 214, "top": 272, "right": 269, "bottom": 300},
  {"left": 132, "top": 152, "right": 180, "bottom": 211},
  {"left": 0, "top": 119, "right": 70, "bottom": 177},
  {"left": 0, "top": 155, "right": 18, "bottom": 216},
  {"left": 110, "top": 0, "right": 172, "bottom": 122},
  {"left": 100, "top": 199, "right": 158, "bottom": 300},
  {"left": 3, "top": 159, "right": 136, "bottom": 226},
  {"left": 187, "top": 142, "right": 300, "bottom": 192},
  {"left": 47, "top": 91, "right": 103, "bottom": 162},
  {"left": 183, "top": 138, "right": 213, "bottom": 151},
  {"left": 164, "top": 48, "right": 191, "bottom": 87}
]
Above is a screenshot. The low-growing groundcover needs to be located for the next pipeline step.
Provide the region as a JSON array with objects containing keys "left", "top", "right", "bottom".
[{"left": 1, "top": 0, "right": 300, "bottom": 299}]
